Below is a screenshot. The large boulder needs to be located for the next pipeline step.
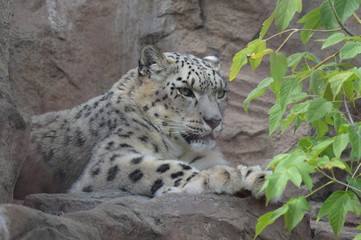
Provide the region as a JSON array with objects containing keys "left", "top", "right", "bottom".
[{"left": 1, "top": 191, "right": 311, "bottom": 240}]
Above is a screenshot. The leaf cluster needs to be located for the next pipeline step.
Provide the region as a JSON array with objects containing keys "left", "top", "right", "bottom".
[{"left": 229, "top": 0, "right": 361, "bottom": 239}]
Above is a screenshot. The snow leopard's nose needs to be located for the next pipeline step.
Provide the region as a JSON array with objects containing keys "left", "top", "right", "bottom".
[{"left": 204, "top": 117, "right": 221, "bottom": 130}]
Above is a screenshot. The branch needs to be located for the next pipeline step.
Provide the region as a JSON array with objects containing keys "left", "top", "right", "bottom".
[
  {"left": 353, "top": 13, "right": 361, "bottom": 25},
  {"left": 316, "top": 168, "right": 361, "bottom": 194},
  {"left": 343, "top": 95, "right": 361, "bottom": 138},
  {"left": 313, "top": 51, "right": 340, "bottom": 70},
  {"left": 264, "top": 28, "right": 341, "bottom": 42},
  {"left": 328, "top": 0, "right": 355, "bottom": 36}
]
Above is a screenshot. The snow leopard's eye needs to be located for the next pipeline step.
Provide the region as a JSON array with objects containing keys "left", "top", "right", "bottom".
[
  {"left": 178, "top": 87, "right": 195, "bottom": 98},
  {"left": 216, "top": 89, "right": 227, "bottom": 100}
]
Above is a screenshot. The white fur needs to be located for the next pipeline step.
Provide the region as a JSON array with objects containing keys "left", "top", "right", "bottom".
[{"left": 0, "top": 207, "right": 10, "bottom": 240}]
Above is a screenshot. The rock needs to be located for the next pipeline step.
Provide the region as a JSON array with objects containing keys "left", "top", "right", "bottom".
[
  {"left": 0, "top": 0, "right": 29, "bottom": 203},
  {"left": 311, "top": 220, "right": 360, "bottom": 240},
  {"left": 1, "top": 192, "right": 312, "bottom": 240},
  {"left": 23, "top": 190, "right": 132, "bottom": 214}
]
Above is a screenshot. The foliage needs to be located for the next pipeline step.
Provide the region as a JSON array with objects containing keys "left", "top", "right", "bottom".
[{"left": 229, "top": 0, "right": 361, "bottom": 239}]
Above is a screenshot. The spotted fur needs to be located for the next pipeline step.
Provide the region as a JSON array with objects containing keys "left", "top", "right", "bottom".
[{"left": 18, "top": 46, "right": 270, "bottom": 198}]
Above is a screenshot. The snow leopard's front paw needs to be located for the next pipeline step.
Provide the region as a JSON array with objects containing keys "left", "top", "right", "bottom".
[{"left": 237, "top": 164, "right": 271, "bottom": 199}]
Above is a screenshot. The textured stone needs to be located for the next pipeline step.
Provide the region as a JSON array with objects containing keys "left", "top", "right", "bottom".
[
  {"left": 0, "top": 0, "right": 29, "bottom": 203},
  {"left": 1, "top": 192, "right": 312, "bottom": 240}
]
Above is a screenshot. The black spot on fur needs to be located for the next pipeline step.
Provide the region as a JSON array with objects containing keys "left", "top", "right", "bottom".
[
  {"left": 143, "top": 105, "right": 149, "bottom": 111},
  {"left": 82, "top": 186, "right": 93, "bottom": 192},
  {"left": 151, "top": 179, "right": 164, "bottom": 195},
  {"left": 118, "top": 131, "right": 134, "bottom": 138},
  {"left": 180, "top": 163, "right": 192, "bottom": 170},
  {"left": 171, "top": 171, "right": 184, "bottom": 179},
  {"left": 110, "top": 154, "right": 120, "bottom": 162},
  {"left": 174, "top": 178, "right": 182, "bottom": 187},
  {"left": 186, "top": 172, "right": 199, "bottom": 182},
  {"left": 129, "top": 169, "right": 144, "bottom": 182},
  {"left": 105, "top": 141, "right": 115, "bottom": 150},
  {"left": 75, "top": 110, "right": 82, "bottom": 119},
  {"left": 107, "top": 166, "right": 120, "bottom": 181},
  {"left": 76, "top": 129, "right": 86, "bottom": 147},
  {"left": 138, "top": 136, "right": 148, "bottom": 142},
  {"left": 152, "top": 143, "right": 159, "bottom": 153},
  {"left": 91, "top": 168, "right": 100, "bottom": 176},
  {"left": 190, "top": 156, "right": 203, "bottom": 164},
  {"left": 119, "top": 143, "right": 132, "bottom": 148},
  {"left": 124, "top": 106, "right": 135, "bottom": 112},
  {"left": 157, "top": 164, "right": 170, "bottom": 173},
  {"left": 131, "top": 156, "right": 143, "bottom": 164}
]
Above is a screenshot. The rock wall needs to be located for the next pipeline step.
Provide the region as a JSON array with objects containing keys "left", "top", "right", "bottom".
[{"left": 0, "top": 0, "right": 29, "bottom": 203}]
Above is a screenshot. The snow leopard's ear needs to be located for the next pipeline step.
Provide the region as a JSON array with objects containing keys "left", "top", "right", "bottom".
[
  {"left": 203, "top": 53, "right": 221, "bottom": 71},
  {"left": 139, "top": 45, "right": 170, "bottom": 80}
]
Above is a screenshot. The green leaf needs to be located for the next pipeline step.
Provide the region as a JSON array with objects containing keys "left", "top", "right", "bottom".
[
  {"left": 268, "top": 103, "right": 283, "bottom": 135},
  {"left": 270, "top": 52, "right": 288, "bottom": 96},
  {"left": 317, "top": 191, "right": 361, "bottom": 238},
  {"left": 346, "top": 176, "right": 361, "bottom": 197},
  {"left": 328, "top": 71, "right": 354, "bottom": 97},
  {"left": 333, "top": 134, "right": 349, "bottom": 158},
  {"left": 279, "top": 78, "right": 301, "bottom": 111},
  {"left": 230, "top": 54, "right": 247, "bottom": 81},
  {"left": 298, "top": 8, "right": 323, "bottom": 45},
  {"left": 266, "top": 172, "right": 289, "bottom": 201},
  {"left": 319, "top": 32, "right": 345, "bottom": 49},
  {"left": 349, "top": 125, "right": 361, "bottom": 161},
  {"left": 312, "top": 119, "right": 329, "bottom": 137},
  {"left": 309, "top": 70, "right": 327, "bottom": 95},
  {"left": 243, "top": 77, "right": 273, "bottom": 112},
  {"left": 249, "top": 40, "right": 268, "bottom": 72},
  {"left": 254, "top": 205, "right": 289, "bottom": 239},
  {"left": 307, "top": 97, "right": 333, "bottom": 123},
  {"left": 320, "top": 1, "right": 339, "bottom": 30},
  {"left": 284, "top": 197, "right": 310, "bottom": 232},
  {"left": 334, "top": 0, "right": 360, "bottom": 23},
  {"left": 230, "top": 39, "right": 267, "bottom": 81},
  {"left": 340, "top": 41, "right": 361, "bottom": 60},
  {"left": 333, "top": 111, "right": 348, "bottom": 133},
  {"left": 286, "top": 166, "right": 302, "bottom": 187},
  {"left": 274, "top": 0, "right": 302, "bottom": 31},
  {"left": 260, "top": 12, "right": 275, "bottom": 39},
  {"left": 312, "top": 138, "right": 334, "bottom": 156}
]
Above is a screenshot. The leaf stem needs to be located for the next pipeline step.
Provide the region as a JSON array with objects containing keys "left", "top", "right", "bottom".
[
  {"left": 316, "top": 168, "right": 361, "bottom": 193},
  {"left": 264, "top": 28, "right": 341, "bottom": 42},
  {"left": 343, "top": 95, "right": 361, "bottom": 138},
  {"left": 313, "top": 52, "right": 340, "bottom": 70},
  {"left": 353, "top": 13, "right": 361, "bottom": 25},
  {"left": 327, "top": 0, "right": 355, "bottom": 36},
  {"left": 276, "top": 30, "right": 298, "bottom": 53},
  {"left": 346, "top": 162, "right": 361, "bottom": 191},
  {"left": 305, "top": 180, "right": 334, "bottom": 199}
]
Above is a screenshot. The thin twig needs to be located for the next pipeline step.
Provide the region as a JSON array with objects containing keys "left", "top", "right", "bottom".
[
  {"left": 328, "top": 0, "right": 355, "bottom": 36},
  {"left": 343, "top": 95, "right": 361, "bottom": 138},
  {"left": 313, "top": 52, "right": 340, "bottom": 70},
  {"left": 276, "top": 29, "right": 298, "bottom": 52},
  {"left": 264, "top": 28, "right": 341, "bottom": 42},
  {"left": 316, "top": 168, "right": 361, "bottom": 193},
  {"left": 353, "top": 13, "right": 361, "bottom": 25},
  {"left": 346, "top": 162, "right": 361, "bottom": 191},
  {"left": 305, "top": 180, "right": 334, "bottom": 198}
]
